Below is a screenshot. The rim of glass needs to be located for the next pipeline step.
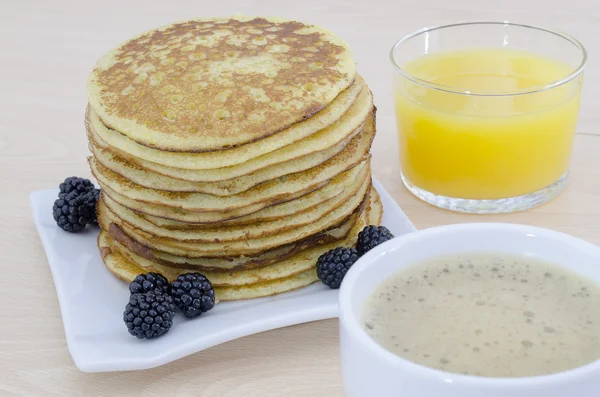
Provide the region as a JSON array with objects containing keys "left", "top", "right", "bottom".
[{"left": 389, "top": 21, "right": 587, "bottom": 97}]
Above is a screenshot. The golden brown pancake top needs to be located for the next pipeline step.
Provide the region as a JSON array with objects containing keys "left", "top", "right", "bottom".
[{"left": 87, "top": 16, "right": 356, "bottom": 151}]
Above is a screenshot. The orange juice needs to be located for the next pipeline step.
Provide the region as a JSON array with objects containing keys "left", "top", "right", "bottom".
[{"left": 394, "top": 48, "right": 582, "bottom": 200}]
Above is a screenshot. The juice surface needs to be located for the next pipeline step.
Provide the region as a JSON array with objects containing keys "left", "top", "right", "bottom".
[{"left": 394, "top": 48, "right": 581, "bottom": 200}]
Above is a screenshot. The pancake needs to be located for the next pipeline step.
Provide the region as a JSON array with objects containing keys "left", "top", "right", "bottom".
[
  {"left": 215, "top": 270, "right": 318, "bottom": 301},
  {"left": 89, "top": 126, "right": 372, "bottom": 212},
  {"left": 104, "top": 187, "right": 376, "bottom": 272},
  {"left": 101, "top": 238, "right": 321, "bottom": 301},
  {"left": 99, "top": 186, "right": 369, "bottom": 256},
  {"left": 97, "top": 180, "right": 368, "bottom": 257},
  {"left": 87, "top": 79, "right": 371, "bottom": 172},
  {"left": 106, "top": 208, "right": 356, "bottom": 270},
  {"left": 100, "top": 163, "right": 370, "bottom": 242},
  {"left": 104, "top": 190, "right": 380, "bottom": 287},
  {"left": 89, "top": 112, "right": 373, "bottom": 195},
  {"left": 99, "top": 189, "right": 383, "bottom": 298},
  {"left": 89, "top": 118, "right": 364, "bottom": 194},
  {"left": 86, "top": 15, "right": 380, "bottom": 301},
  {"left": 87, "top": 16, "right": 356, "bottom": 152},
  {"left": 99, "top": 160, "right": 367, "bottom": 224}
]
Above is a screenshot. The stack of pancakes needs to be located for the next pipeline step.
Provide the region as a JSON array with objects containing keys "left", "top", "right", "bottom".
[{"left": 86, "top": 16, "right": 382, "bottom": 300}]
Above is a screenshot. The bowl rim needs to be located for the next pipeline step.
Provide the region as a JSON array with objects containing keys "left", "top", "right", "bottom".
[
  {"left": 389, "top": 21, "right": 588, "bottom": 97},
  {"left": 339, "top": 222, "right": 600, "bottom": 388}
]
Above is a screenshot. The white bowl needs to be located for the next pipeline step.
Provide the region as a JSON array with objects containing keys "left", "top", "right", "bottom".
[{"left": 339, "top": 223, "right": 600, "bottom": 397}]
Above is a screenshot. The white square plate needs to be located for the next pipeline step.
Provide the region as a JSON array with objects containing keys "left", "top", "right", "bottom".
[{"left": 31, "top": 179, "right": 415, "bottom": 372}]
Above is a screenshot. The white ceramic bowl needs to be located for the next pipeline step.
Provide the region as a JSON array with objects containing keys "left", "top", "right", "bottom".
[{"left": 339, "top": 223, "right": 600, "bottom": 397}]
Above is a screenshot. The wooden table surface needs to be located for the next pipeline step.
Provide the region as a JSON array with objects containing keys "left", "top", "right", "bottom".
[{"left": 2, "top": 0, "right": 600, "bottom": 395}]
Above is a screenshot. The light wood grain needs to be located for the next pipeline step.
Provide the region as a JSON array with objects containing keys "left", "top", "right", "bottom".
[{"left": 2, "top": 0, "right": 600, "bottom": 395}]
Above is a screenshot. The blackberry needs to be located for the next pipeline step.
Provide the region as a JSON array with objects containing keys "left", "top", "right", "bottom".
[
  {"left": 129, "top": 272, "right": 170, "bottom": 295},
  {"left": 170, "top": 273, "right": 215, "bottom": 318},
  {"left": 52, "top": 191, "right": 95, "bottom": 232},
  {"left": 58, "top": 177, "right": 95, "bottom": 199},
  {"left": 123, "top": 292, "right": 175, "bottom": 339},
  {"left": 316, "top": 247, "right": 359, "bottom": 289},
  {"left": 356, "top": 225, "right": 394, "bottom": 256},
  {"left": 89, "top": 188, "right": 100, "bottom": 225}
]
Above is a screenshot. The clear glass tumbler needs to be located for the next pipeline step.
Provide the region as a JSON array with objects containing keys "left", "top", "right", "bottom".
[{"left": 390, "top": 22, "right": 586, "bottom": 213}]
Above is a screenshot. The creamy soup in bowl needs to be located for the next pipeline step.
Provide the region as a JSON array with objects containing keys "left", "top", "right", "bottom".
[
  {"left": 361, "top": 253, "right": 600, "bottom": 378},
  {"left": 339, "top": 224, "right": 600, "bottom": 397}
]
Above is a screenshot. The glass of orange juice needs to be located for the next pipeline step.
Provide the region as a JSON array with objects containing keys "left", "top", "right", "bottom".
[{"left": 390, "top": 22, "right": 586, "bottom": 213}]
